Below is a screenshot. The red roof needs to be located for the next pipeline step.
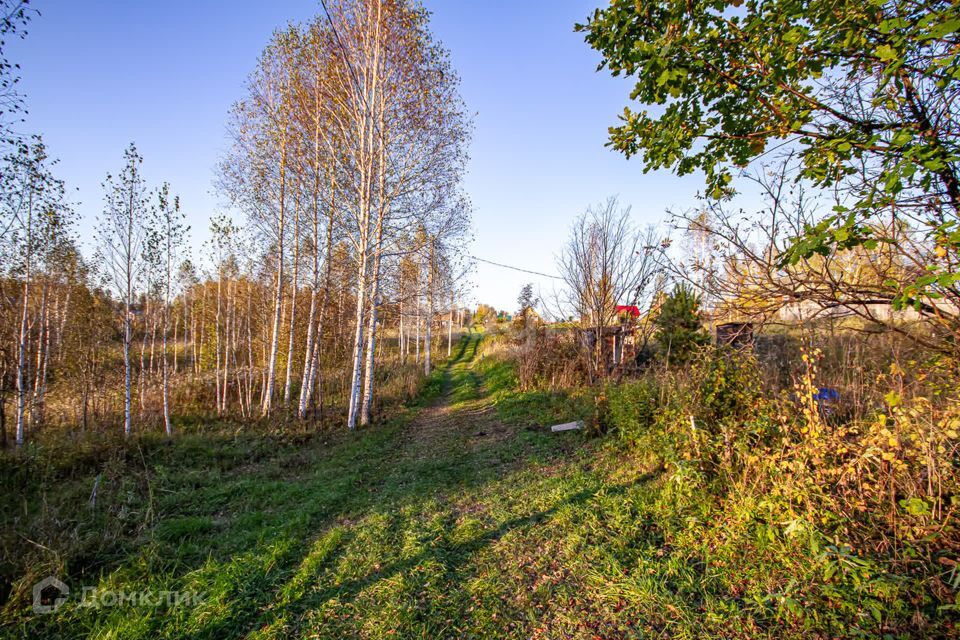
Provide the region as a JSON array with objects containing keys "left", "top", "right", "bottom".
[{"left": 616, "top": 305, "right": 640, "bottom": 317}]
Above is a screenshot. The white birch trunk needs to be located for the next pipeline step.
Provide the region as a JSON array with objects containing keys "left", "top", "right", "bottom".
[
  {"left": 399, "top": 279, "right": 405, "bottom": 364},
  {"left": 261, "top": 148, "right": 287, "bottom": 416},
  {"left": 425, "top": 257, "right": 433, "bottom": 376},
  {"left": 31, "top": 280, "right": 49, "bottom": 425},
  {"left": 14, "top": 277, "right": 30, "bottom": 447},
  {"left": 162, "top": 236, "right": 172, "bottom": 437},
  {"left": 283, "top": 199, "right": 301, "bottom": 406},
  {"left": 215, "top": 269, "right": 222, "bottom": 414},
  {"left": 346, "top": 248, "right": 369, "bottom": 430},
  {"left": 359, "top": 233, "right": 384, "bottom": 426},
  {"left": 299, "top": 182, "right": 335, "bottom": 419}
]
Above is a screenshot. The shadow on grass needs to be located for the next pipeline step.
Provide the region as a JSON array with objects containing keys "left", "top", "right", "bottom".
[{"left": 270, "top": 470, "right": 660, "bottom": 636}]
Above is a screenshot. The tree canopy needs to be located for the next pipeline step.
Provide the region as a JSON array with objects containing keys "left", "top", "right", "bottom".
[{"left": 579, "top": 0, "right": 960, "bottom": 306}]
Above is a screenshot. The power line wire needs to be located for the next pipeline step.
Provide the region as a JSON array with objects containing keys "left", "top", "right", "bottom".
[
  {"left": 316, "top": 6, "right": 557, "bottom": 286},
  {"left": 470, "top": 255, "right": 561, "bottom": 280},
  {"left": 319, "top": 0, "right": 366, "bottom": 110}
]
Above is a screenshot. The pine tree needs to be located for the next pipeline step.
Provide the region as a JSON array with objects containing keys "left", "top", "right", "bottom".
[{"left": 653, "top": 284, "right": 708, "bottom": 366}]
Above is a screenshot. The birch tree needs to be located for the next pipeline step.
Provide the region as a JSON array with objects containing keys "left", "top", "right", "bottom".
[
  {"left": 147, "top": 183, "right": 186, "bottom": 436},
  {"left": 220, "top": 30, "right": 299, "bottom": 417},
  {"left": 218, "top": 0, "right": 472, "bottom": 429},
  {"left": 1, "top": 138, "right": 71, "bottom": 445},
  {"left": 96, "top": 143, "right": 149, "bottom": 437},
  {"left": 316, "top": 0, "right": 471, "bottom": 428}
]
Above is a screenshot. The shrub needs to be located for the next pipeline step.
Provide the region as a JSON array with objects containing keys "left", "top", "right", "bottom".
[
  {"left": 513, "top": 326, "right": 588, "bottom": 392},
  {"left": 690, "top": 347, "right": 764, "bottom": 427},
  {"left": 605, "top": 378, "right": 659, "bottom": 445}
]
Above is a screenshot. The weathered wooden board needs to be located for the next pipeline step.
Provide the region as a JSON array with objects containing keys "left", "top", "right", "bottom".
[{"left": 550, "top": 421, "right": 583, "bottom": 432}]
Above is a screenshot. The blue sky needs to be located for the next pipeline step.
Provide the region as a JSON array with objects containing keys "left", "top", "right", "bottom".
[{"left": 10, "top": 0, "right": 710, "bottom": 311}]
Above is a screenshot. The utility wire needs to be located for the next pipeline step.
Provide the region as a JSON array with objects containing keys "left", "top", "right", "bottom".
[
  {"left": 316, "top": 5, "right": 557, "bottom": 286},
  {"left": 318, "top": 0, "right": 367, "bottom": 112},
  {"left": 318, "top": 0, "right": 385, "bottom": 144},
  {"left": 470, "top": 255, "right": 562, "bottom": 280}
]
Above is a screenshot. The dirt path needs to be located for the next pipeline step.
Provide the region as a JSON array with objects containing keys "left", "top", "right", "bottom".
[{"left": 402, "top": 333, "right": 514, "bottom": 460}]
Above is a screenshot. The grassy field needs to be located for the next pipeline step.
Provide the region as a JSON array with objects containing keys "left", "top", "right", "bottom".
[{"left": 2, "top": 333, "right": 952, "bottom": 638}]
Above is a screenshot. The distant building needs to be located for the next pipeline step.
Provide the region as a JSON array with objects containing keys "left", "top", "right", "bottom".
[
  {"left": 578, "top": 325, "right": 639, "bottom": 372},
  {"left": 615, "top": 305, "right": 641, "bottom": 318}
]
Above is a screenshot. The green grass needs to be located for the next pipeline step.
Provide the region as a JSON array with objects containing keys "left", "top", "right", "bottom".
[
  {"left": 1, "top": 334, "right": 954, "bottom": 638},
  {"left": 472, "top": 344, "right": 595, "bottom": 429}
]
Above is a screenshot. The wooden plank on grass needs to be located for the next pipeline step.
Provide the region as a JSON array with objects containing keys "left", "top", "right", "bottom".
[{"left": 550, "top": 421, "right": 583, "bottom": 432}]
